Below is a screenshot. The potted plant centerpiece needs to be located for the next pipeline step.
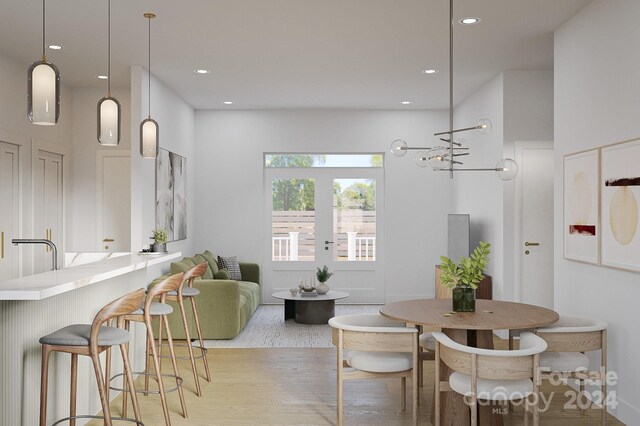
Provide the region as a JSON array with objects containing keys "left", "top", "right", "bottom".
[
  {"left": 150, "top": 228, "right": 168, "bottom": 253},
  {"left": 439, "top": 241, "right": 490, "bottom": 312},
  {"left": 315, "top": 265, "right": 333, "bottom": 295}
]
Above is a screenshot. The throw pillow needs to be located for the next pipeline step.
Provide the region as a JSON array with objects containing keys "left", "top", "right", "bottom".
[{"left": 217, "top": 255, "right": 242, "bottom": 280}]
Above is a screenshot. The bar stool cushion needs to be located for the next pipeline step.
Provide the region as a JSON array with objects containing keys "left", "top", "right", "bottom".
[
  {"left": 167, "top": 287, "right": 200, "bottom": 297},
  {"left": 540, "top": 352, "right": 590, "bottom": 373},
  {"left": 131, "top": 302, "right": 173, "bottom": 316},
  {"left": 346, "top": 350, "right": 412, "bottom": 373},
  {"left": 39, "top": 325, "right": 130, "bottom": 347},
  {"left": 449, "top": 371, "right": 533, "bottom": 401}
]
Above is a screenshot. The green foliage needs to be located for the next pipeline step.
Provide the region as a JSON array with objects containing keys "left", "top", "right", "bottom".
[
  {"left": 439, "top": 241, "right": 491, "bottom": 289},
  {"left": 334, "top": 180, "right": 376, "bottom": 211},
  {"left": 269, "top": 155, "right": 326, "bottom": 211},
  {"left": 370, "top": 155, "right": 383, "bottom": 167},
  {"left": 316, "top": 265, "right": 334, "bottom": 283},
  {"left": 151, "top": 228, "right": 168, "bottom": 244}
]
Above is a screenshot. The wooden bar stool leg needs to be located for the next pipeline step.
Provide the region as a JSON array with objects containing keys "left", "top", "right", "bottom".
[
  {"left": 164, "top": 314, "right": 188, "bottom": 417},
  {"left": 122, "top": 320, "right": 130, "bottom": 418},
  {"left": 89, "top": 352, "right": 112, "bottom": 426},
  {"left": 145, "top": 318, "right": 172, "bottom": 426},
  {"left": 40, "top": 345, "right": 52, "bottom": 426},
  {"left": 178, "top": 297, "right": 202, "bottom": 396},
  {"left": 190, "top": 296, "right": 211, "bottom": 382},
  {"left": 157, "top": 315, "right": 164, "bottom": 374},
  {"left": 144, "top": 327, "right": 151, "bottom": 394},
  {"left": 70, "top": 353, "right": 78, "bottom": 426},
  {"left": 120, "top": 342, "right": 142, "bottom": 423}
]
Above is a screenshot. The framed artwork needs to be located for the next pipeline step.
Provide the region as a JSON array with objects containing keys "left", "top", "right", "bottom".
[
  {"left": 156, "top": 148, "right": 187, "bottom": 241},
  {"left": 563, "top": 149, "right": 599, "bottom": 264},
  {"left": 601, "top": 138, "right": 640, "bottom": 271}
]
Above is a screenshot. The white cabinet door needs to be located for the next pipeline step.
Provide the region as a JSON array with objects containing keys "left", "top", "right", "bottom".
[
  {"left": 0, "top": 142, "right": 20, "bottom": 280},
  {"left": 33, "top": 150, "right": 63, "bottom": 273}
]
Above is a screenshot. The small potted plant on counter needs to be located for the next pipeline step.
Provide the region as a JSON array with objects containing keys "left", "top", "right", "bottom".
[
  {"left": 315, "top": 265, "right": 333, "bottom": 295},
  {"left": 150, "top": 228, "right": 168, "bottom": 253},
  {"left": 439, "top": 241, "right": 490, "bottom": 312}
]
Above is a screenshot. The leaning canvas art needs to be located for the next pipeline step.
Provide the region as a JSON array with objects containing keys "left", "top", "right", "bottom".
[
  {"left": 156, "top": 148, "right": 187, "bottom": 241},
  {"left": 601, "top": 138, "right": 640, "bottom": 271},
  {"left": 563, "top": 149, "right": 599, "bottom": 264}
]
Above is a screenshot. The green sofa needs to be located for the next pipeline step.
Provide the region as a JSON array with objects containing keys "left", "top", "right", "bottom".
[{"left": 150, "top": 250, "right": 261, "bottom": 340}]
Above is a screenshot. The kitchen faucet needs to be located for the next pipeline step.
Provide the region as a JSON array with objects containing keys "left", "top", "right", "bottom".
[{"left": 11, "top": 239, "right": 58, "bottom": 271}]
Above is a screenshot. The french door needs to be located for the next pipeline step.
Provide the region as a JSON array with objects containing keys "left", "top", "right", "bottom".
[{"left": 264, "top": 166, "right": 384, "bottom": 303}]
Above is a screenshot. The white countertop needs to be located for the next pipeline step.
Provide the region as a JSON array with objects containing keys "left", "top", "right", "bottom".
[{"left": 0, "top": 252, "right": 181, "bottom": 300}]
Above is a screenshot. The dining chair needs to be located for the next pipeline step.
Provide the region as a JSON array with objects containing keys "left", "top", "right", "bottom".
[
  {"left": 535, "top": 315, "right": 608, "bottom": 423},
  {"left": 329, "top": 313, "right": 419, "bottom": 426},
  {"left": 432, "top": 331, "right": 547, "bottom": 426}
]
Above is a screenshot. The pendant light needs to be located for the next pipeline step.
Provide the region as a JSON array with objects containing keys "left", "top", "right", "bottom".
[
  {"left": 97, "top": 0, "right": 121, "bottom": 145},
  {"left": 140, "top": 13, "right": 159, "bottom": 159},
  {"left": 390, "top": 0, "right": 518, "bottom": 180},
  {"left": 27, "top": 0, "right": 60, "bottom": 125}
]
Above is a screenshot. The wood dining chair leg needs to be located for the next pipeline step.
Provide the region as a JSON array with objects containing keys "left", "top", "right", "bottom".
[
  {"left": 434, "top": 342, "right": 440, "bottom": 426},
  {"left": 146, "top": 317, "right": 172, "bottom": 426},
  {"left": 579, "top": 376, "right": 585, "bottom": 415},
  {"left": 412, "top": 336, "right": 418, "bottom": 426},
  {"left": 70, "top": 353, "right": 78, "bottom": 426},
  {"left": 401, "top": 377, "right": 407, "bottom": 411},
  {"left": 470, "top": 353, "right": 478, "bottom": 426},
  {"left": 120, "top": 342, "right": 142, "bottom": 424},
  {"left": 90, "top": 352, "right": 112, "bottom": 426},
  {"left": 524, "top": 400, "right": 529, "bottom": 426},
  {"left": 164, "top": 314, "right": 188, "bottom": 418},
  {"left": 178, "top": 297, "right": 202, "bottom": 396},
  {"left": 190, "top": 296, "right": 211, "bottom": 382},
  {"left": 337, "top": 329, "right": 344, "bottom": 426}
]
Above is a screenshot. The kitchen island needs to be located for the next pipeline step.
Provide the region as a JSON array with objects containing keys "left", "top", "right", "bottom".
[{"left": 0, "top": 251, "right": 180, "bottom": 425}]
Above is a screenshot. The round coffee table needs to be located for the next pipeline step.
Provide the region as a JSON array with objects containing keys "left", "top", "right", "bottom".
[{"left": 272, "top": 290, "right": 349, "bottom": 324}]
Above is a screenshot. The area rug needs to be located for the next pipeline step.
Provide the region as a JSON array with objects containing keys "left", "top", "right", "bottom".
[{"left": 201, "top": 304, "right": 380, "bottom": 349}]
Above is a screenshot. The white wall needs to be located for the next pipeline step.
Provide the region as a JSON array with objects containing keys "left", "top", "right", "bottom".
[
  {"left": 70, "top": 88, "right": 131, "bottom": 252},
  {"left": 131, "top": 66, "right": 196, "bottom": 258},
  {"left": 452, "top": 71, "right": 554, "bottom": 303},
  {"left": 193, "top": 109, "right": 452, "bottom": 301},
  {"left": 0, "top": 50, "right": 74, "bottom": 274},
  {"left": 555, "top": 0, "right": 640, "bottom": 422}
]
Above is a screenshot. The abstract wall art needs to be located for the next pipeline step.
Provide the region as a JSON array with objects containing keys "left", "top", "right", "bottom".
[
  {"left": 563, "top": 149, "right": 599, "bottom": 264},
  {"left": 601, "top": 139, "right": 640, "bottom": 271},
  {"left": 156, "top": 148, "right": 187, "bottom": 241}
]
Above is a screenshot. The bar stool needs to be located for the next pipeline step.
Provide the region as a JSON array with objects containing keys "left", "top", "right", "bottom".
[
  {"left": 39, "top": 288, "right": 145, "bottom": 426},
  {"left": 160, "top": 262, "right": 211, "bottom": 396},
  {"left": 106, "top": 273, "right": 187, "bottom": 426}
]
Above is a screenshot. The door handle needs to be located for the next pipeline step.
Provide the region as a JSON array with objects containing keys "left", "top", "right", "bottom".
[
  {"left": 524, "top": 242, "right": 540, "bottom": 247},
  {"left": 103, "top": 238, "right": 114, "bottom": 242},
  {"left": 1, "top": 231, "right": 4, "bottom": 259},
  {"left": 325, "top": 241, "right": 334, "bottom": 245}
]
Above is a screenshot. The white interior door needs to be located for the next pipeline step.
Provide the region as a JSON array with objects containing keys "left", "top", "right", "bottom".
[
  {"left": 33, "top": 149, "right": 63, "bottom": 273},
  {"left": 515, "top": 141, "right": 554, "bottom": 308},
  {"left": 0, "top": 142, "right": 20, "bottom": 281},
  {"left": 96, "top": 151, "right": 131, "bottom": 252},
  {"left": 264, "top": 166, "right": 384, "bottom": 303}
]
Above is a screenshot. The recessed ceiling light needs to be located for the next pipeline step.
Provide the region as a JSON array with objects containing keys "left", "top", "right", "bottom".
[
  {"left": 459, "top": 17, "right": 481, "bottom": 25},
  {"left": 96, "top": 75, "right": 109, "bottom": 80},
  {"left": 422, "top": 69, "right": 438, "bottom": 74},
  {"left": 194, "top": 69, "right": 210, "bottom": 74},
  {"left": 47, "top": 44, "right": 63, "bottom": 50},
  {"left": 401, "top": 101, "right": 412, "bottom": 105},
  {"left": 223, "top": 101, "right": 233, "bottom": 105}
]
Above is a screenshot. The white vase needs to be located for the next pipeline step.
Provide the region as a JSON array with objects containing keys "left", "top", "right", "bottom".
[{"left": 316, "top": 281, "right": 330, "bottom": 295}]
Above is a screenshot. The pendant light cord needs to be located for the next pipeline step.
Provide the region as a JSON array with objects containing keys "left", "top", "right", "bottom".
[
  {"left": 41, "top": 0, "right": 46, "bottom": 61},
  {"left": 148, "top": 15, "right": 151, "bottom": 118},
  {"left": 108, "top": 0, "right": 111, "bottom": 96},
  {"left": 448, "top": 0, "right": 454, "bottom": 178}
]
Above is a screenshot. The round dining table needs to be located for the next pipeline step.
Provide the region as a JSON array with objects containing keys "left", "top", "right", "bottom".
[{"left": 380, "top": 298, "right": 559, "bottom": 426}]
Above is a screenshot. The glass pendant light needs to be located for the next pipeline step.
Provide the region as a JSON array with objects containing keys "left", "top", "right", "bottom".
[
  {"left": 390, "top": 139, "right": 408, "bottom": 157},
  {"left": 28, "top": 0, "right": 60, "bottom": 125},
  {"left": 140, "top": 13, "right": 159, "bottom": 159},
  {"left": 496, "top": 158, "right": 519, "bottom": 181},
  {"left": 97, "top": 0, "right": 121, "bottom": 145}
]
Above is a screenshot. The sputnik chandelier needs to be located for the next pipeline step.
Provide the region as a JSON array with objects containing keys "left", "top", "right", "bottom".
[{"left": 390, "top": 0, "right": 518, "bottom": 181}]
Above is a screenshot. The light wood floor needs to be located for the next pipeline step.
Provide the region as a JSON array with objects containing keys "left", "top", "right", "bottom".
[{"left": 91, "top": 342, "right": 624, "bottom": 425}]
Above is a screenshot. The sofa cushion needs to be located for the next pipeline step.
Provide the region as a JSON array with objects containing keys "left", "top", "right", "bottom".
[
  {"left": 170, "top": 258, "right": 196, "bottom": 275},
  {"left": 201, "top": 250, "right": 219, "bottom": 274},
  {"left": 218, "top": 255, "right": 242, "bottom": 280},
  {"left": 215, "top": 269, "right": 230, "bottom": 280},
  {"left": 192, "top": 254, "right": 214, "bottom": 279},
  {"left": 238, "top": 281, "right": 261, "bottom": 313}
]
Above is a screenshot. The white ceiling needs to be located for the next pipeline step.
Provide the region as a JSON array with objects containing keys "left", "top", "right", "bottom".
[{"left": 0, "top": 0, "right": 590, "bottom": 110}]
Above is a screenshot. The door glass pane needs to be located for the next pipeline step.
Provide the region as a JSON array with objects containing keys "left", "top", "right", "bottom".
[
  {"left": 333, "top": 178, "right": 376, "bottom": 261},
  {"left": 271, "top": 178, "right": 315, "bottom": 261},
  {"left": 265, "top": 154, "right": 383, "bottom": 168}
]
